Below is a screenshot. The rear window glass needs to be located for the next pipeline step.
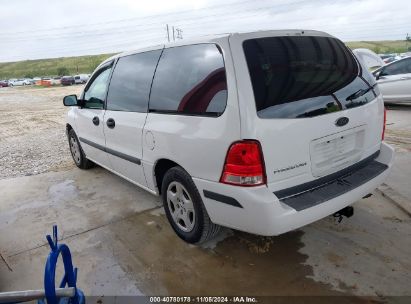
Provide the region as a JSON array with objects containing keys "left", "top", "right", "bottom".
[
  {"left": 243, "top": 36, "right": 371, "bottom": 119},
  {"left": 149, "top": 44, "right": 227, "bottom": 116}
]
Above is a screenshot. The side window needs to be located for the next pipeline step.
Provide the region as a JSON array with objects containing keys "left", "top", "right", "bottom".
[
  {"left": 83, "top": 66, "right": 112, "bottom": 109},
  {"left": 106, "top": 50, "right": 162, "bottom": 112},
  {"left": 149, "top": 44, "right": 227, "bottom": 116},
  {"left": 382, "top": 59, "right": 410, "bottom": 76}
]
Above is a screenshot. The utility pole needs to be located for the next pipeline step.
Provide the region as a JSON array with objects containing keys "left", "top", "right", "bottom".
[
  {"left": 166, "top": 24, "right": 170, "bottom": 43},
  {"left": 165, "top": 24, "right": 183, "bottom": 42}
]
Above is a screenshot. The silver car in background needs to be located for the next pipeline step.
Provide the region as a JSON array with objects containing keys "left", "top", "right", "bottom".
[
  {"left": 74, "top": 74, "right": 89, "bottom": 84},
  {"left": 8, "top": 79, "right": 31, "bottom": 86},
  {"left": 373, "top": 56, "right": 411, "bottom": 103}
]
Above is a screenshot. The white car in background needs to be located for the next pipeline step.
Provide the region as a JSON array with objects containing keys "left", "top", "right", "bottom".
[
  {"left": 373, "top": 56, "right": 411, "bottom": 103},
  {"left": 74, "top": 74, "right": 89, "bottom": 84},
  {"left": 51, "top": 77, "right": 62, "bottom": 85},
  {"left": 353, "top": 48, "right": 384, "bottom": 70},
  {"left": 8, "top": 78, "right": 31, "bottom": 86}
]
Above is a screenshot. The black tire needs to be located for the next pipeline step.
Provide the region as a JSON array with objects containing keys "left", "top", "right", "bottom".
[
  {"left": 68, "top": 129, "right": 94, "bottom": 169},
  {"left": 162, "top": 166, "right": 220, "bottom": 244}
]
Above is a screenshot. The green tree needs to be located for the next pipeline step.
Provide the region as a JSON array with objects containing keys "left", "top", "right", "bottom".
[{"left": 57, "top": 67, "right": 69, "bottom": 76}]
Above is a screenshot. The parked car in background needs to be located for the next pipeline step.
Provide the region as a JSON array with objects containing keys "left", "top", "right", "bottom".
[
  {"left": 8, "top": 79, "right": 31, "bottom": 86},
  {"left": 373, "top": 56, "right": 411, "bottom": 103},
  {"left": 74, "top": 74, "right": 89, "bottom": 84},
  {"left": 383, "top": 56, "right": 398, "bottom": 64},
  {"left": 61, "top": 76, "right": 75, "bottom": 86},
  {"left": 51, "top": 77, "right": 62, "bottom": 85},
  {"left": 23, "top": 78, "right": 35, "bottom": 85},
  {"left": 32, "top": 77, "right": 41, "bottom": 85},
  {"left": 40, "top": 77, "right": 53, "bottom": 86},
  {"left": 379, "top": 54, "right": 393, "bottom": 60},
  {"left": 63, "top": 30, "right": 393, "bottom": 244},
  {"left": 353, "top": 48, "right": 384, "bottom": 71},
  {"left": 0, "top": 80, "right": 9, "bottom": 87}
]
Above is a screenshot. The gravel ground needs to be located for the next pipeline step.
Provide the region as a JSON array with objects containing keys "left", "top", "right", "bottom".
[{"left": 0, "top": 85, "right": 83, "bottom": 179}]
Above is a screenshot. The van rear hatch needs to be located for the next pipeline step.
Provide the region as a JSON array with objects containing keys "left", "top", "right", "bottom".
[{"left": 233, "top": 32, "right": 384, "bottom": 191}]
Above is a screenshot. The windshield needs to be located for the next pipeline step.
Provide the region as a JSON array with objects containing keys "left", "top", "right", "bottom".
[{"left": 243, "top": 36, "right": 376, "bottom": 119}]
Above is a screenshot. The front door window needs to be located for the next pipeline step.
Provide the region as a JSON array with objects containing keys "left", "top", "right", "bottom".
[{"left": 83, "top": 66, "right": 112, "bottom": 109}]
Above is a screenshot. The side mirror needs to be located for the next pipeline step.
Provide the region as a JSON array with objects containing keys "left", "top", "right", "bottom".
[
  {"left": 373, "top": 69, "right": 384, "bottom": 80},
  {"left": 374, "top": 71, "right": 381, "bottom": 80},
  {"left": 63, "top": 95, "right": 78, "bottom": 106},
  {"left": 376, "top": 69, "right": 389, "bottom": 80}
]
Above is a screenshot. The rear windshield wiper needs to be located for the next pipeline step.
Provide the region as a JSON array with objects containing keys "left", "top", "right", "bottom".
[{"left": 346, "top": 86, "right": 372, "bottom": 101}]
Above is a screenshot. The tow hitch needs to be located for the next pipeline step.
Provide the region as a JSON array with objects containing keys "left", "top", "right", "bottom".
[{"left": 333, "top": 206, "right": 354, "bottom": 223}]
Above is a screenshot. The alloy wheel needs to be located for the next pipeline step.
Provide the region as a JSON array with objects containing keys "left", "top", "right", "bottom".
[
  {"left": 69, "top": 136, "right": 81, "bottom": 165},
  {"left": 166, "top": 181, "right": 196, "bottom": 232}
]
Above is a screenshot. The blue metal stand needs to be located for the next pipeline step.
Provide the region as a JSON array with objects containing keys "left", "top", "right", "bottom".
[
  {"left": 0, "top": 225, "right": 84, "bottom": 304},
  {"left": 40, "top": 225, "right": 85, "bottom": 304}
]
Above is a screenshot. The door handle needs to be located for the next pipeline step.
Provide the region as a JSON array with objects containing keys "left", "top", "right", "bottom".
[
  {"left": 106, "top": 118, "right": 115, "bottom": 129},
  {"left": 400, "top": 77, "right": 410, "bottom": 80},
  {"left": 92, "top": 116, "right": 99, "bottom": 126}
]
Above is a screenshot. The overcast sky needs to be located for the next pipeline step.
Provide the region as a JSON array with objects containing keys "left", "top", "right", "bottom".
[{"left": 0, "top": 0, "right": 410, "bottom": 62}]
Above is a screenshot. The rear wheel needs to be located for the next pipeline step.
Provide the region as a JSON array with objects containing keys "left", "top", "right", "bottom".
[
  {"left": 162, "top": 166, "right": 220, "bottom": 244},
  {"left": 68, "top": 129, "right": 94, "bottom": 169}
]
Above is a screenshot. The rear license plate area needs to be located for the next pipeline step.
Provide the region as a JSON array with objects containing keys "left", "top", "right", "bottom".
[{"left": 310, "top": 126, "right": 365, "bottom": 177}]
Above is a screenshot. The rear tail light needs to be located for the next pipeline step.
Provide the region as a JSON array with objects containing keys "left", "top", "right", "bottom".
[
  {"left": 382, "top": 107, "right": 387, "bottom": 140},
  {"left": 220, "top": 140, "right": 266, "bottom": 186}
]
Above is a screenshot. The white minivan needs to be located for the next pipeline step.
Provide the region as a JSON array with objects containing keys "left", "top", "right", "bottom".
[{"left": 63, "top": 30, "right": 394, "bottom": 244}]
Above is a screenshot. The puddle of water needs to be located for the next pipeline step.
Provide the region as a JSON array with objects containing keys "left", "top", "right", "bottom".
[
  {"left": 299, "top": 199, "right": 411, "bottom": 296},
  {"left": 108, "top": 212, "right": 362, "bottom": 298}
]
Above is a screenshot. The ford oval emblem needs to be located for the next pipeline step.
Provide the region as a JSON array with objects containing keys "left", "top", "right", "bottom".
[{"left": 335, "top": 117, "right": 349, "bottom": 127}]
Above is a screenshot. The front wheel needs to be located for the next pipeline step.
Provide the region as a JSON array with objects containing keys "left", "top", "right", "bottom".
[
  {"left": 162, "top": 166, "right": 220, "bottom": 244},
  {"left": 68, "top": 129, "right": 94, "bottom": 169}
]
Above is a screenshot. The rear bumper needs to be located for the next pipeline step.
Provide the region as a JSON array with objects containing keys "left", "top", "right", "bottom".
[{"left": 193, "top": 142, "right": 395, "bottom": 236}]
